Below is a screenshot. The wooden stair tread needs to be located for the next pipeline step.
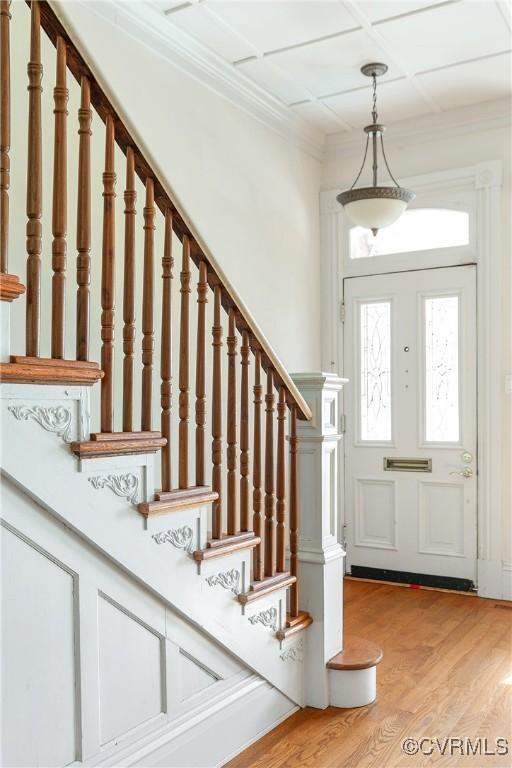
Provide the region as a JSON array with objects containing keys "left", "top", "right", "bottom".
[
  {"left": 193, "top": 533, "right": 260, "bottom": 561},
  {"left": 139, "top": 486, "right": 218, "bottom": 517},
  {"left": 327, "top": 636, "right": 383, "bottom": 671},
  {"left": 71, "top": 432, "right": 166, "bottom": 458},
  {"left": 286, "top": 610, "right": 311, "bottom": 628},
  {"left": 1, "top": 356, "right": 103, "bottom": 385},
  {"left": 238, "top": 573, "right": 296, "bottom": 605},
  {"left": 0, "top": 273, "right": 26, "bottom": 302},
  {"left": 206, "top": 531, "right": 255, "bottom": 549},
  {"left": 275, "top": 610, "right": 312, "bottom": 640},
  {"left": 248, "top": 572, "right": 293, "bottom": 593},
  {"left": 90, "top": 430, "right": 159, "bottom": 442}
]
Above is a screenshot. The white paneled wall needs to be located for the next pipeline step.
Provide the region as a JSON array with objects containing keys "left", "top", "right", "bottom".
[
  {"left": 0, "top": 480, "right": 295, "bottom": 767},
  {"left": 2, "top": 527, "right": 78, "bottom": 766}
]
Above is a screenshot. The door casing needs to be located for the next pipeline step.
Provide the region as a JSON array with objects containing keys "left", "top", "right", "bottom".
[{"left": 320, "top": 161, "right": 505, "bottom": 599}]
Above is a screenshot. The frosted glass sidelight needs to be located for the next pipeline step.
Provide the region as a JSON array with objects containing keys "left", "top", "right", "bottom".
[
  {"left": 350, "top": 209, "right": 470, "bottom": 259},
  {"left": 424, "top": 296, "right": 460, "bottom": 442},
  {"left": 360, "top": 302, "right": 392, "bottom": 441}
]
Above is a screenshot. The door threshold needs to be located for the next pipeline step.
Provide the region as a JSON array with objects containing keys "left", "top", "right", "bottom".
[{"left": 347, "top": 566, "right": 476, "bottom": 594}]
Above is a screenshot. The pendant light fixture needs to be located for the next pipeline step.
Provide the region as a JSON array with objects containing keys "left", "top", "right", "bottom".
[{"left": 337, "top": 63, "right": 415, "bottom": 236}]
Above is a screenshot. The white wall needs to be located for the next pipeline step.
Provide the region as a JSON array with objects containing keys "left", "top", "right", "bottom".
[{"left": 321, "top": 117, "right": 512, "bottom": 567}]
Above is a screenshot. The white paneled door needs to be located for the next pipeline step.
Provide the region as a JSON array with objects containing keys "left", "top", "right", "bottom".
[{"left": 343, "top": 265, "right": 477, "bottom": 585}]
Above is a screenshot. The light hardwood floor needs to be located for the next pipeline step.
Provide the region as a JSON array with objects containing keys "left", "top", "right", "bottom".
[{"left": 226, "top": 579, "right": 512, "bottom": 768}]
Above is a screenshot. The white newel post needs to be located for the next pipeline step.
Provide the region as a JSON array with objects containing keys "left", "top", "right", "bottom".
[{"left": 291, "top": 372, "right": 347, "bottom": 709}]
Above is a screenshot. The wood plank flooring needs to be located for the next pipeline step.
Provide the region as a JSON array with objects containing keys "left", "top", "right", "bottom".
[{"left": 226, "top": 579, "right": 512, "bottom": 768}]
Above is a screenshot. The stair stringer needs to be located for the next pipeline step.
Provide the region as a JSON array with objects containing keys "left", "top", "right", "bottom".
[{"left": 0, "top": 382, "right": 308, "bottom": 705}]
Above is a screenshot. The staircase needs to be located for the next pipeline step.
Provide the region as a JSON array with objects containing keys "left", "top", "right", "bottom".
[
  {"left": 0, "top": 2, "right": 375, "bottom": 765},
  {"left": 0, "top": 0, "right": 317, "bottom": 764}
]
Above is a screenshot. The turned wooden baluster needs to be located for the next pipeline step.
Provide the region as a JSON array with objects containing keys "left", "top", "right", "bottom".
[
  {"left": 141, "top": 178, "right": 155, "bottom": 431},
  {"left": 252, "top": 349, "right": 263, "bottom": 580},
  {"left": 289, "top": 405, "right": 299, "bottom": 618},
  {"left": 179, "top": 235, "right": 191, "bottom": 488},
  {"left": 196, "top": 261, "right": 208, "bottom": 486},
  {"left": 51, "top": 36, "right": 68, "bottom": 359},
  {"left": 161, "top": 210, "right": 173, "bottom": 492},
  {"left": 76, "top": 76, "right": 91, "bottom": 361},
  {"left": 0, "top": 0, "right": 11, "bottom": 274},
  {"left": 26, "top": 0, "right": 43, "bottom": 356},
  {"left": 240, "top": 330, "right": 250, "bottom": 532},
  {"left": 100, "top": 114, "right": 116, "bottom": 432},
  {"left": 276, "top": 387, "right": 287, "bottom": 573},
  {"left": 122, "top": 147, "right": 136, "bottom": 431},
  {"left": 211, "top": 285, "right": 223, "bottom": 539},
  {"left": 264, "top": 368, "right": 275, "bottom": 577},
  {"left": 227, "top": 308, "right": 238, "bottom": 535}
]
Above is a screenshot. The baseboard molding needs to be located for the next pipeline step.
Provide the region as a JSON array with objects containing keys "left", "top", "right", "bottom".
[
  {"left": 83, "top": 673, "right": 296, "bottom": 767},
  {"left": 218, "top": 704, "right": 300, "bottom": 768},
  {"left": 502, "top": 562, "right": 512, "bottom": 601},
  {"left": 477, "top": 558, "right": 509, "bottom": 600}
]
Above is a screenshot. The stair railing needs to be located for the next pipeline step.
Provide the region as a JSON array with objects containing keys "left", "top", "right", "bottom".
[{"left": 0, "top": 0, "right": 312, "bottom": 620}]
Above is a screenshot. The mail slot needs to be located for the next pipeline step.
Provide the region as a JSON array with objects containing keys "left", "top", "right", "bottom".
[{"left": 384, "top": 457, "right": 432, "bottom": 472}]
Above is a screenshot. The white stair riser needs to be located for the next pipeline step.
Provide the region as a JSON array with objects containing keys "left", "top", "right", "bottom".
[{"left": 328, "top": 666, "right": 377, "bottom": 708}]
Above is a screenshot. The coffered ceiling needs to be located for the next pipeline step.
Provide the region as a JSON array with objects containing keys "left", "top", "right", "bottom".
[{"left": 148, "top": 0, "right": 512, "bottom": 136}]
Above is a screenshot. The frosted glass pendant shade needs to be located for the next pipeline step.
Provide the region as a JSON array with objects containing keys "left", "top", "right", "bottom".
[{"left": 337, "top": 186, "right": 415, "bottom": 234}]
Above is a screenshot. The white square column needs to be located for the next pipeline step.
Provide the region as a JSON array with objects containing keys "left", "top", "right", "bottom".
[{"left": 291, "top": 372, "right": 348, "bottom": 708}]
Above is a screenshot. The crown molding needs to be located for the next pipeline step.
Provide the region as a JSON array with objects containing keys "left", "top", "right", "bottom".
[
  {"left": 74, "top": 0, "right": 325, "bottom": 160},
  {"left": 325, "top": 98, "right": 512, "bottom": 159}
]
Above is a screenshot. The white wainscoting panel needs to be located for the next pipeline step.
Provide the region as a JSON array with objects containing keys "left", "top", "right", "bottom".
[
  {"left": 98, "top": 594, "right": 165, "bottom": 745},
  {"left": 178, "top": 651, "right": 219, "bottom": 702},
  {"left": 419, "top": 481, "right": 465, "bottom": 557},
  {"left": 1, "top": 526, "right": 78, "bottom": 767},
  {"left": 355, "top": 478, "right": 397, "bottom": 550},
  {"left": 1, "top": 480, "right": 299, "bottom": 767}
]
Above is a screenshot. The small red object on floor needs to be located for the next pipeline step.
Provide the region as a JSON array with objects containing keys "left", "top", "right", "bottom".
[{"left": 409, "top": 583, "right": 421, "bottom": 589}]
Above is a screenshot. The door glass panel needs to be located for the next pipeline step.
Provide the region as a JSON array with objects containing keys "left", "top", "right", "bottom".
[
  {"left": 360, "top": 301, "right": 392, "bottom": 442},
  {"left": 424, "top": 295, "right": 460, "bottom": 442}
]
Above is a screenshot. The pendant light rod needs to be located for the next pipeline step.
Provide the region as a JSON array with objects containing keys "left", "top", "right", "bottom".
[
  {"left": 336, "top": 62, "right": 415, "bottom": 237},
  {"left": 371, "top": 72, "right": 378, "bottom": 186}
]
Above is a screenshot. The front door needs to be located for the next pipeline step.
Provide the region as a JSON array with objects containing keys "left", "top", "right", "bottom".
[{"left": 343, "top": 265, "right": 477, "bottom": 586}]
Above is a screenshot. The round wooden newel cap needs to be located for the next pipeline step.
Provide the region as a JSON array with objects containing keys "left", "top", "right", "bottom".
[{"left": 327, "top": 636, "right": 383, "bottom": 671}]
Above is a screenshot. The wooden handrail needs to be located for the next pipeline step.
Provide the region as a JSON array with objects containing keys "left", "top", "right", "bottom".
[{"left": 32, "top": 0, "right": 311, "bottom": 422}]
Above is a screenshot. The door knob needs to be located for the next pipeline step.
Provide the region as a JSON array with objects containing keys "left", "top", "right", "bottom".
[{"left": 450, "top": 467, "right": 473, "bottom": 478}]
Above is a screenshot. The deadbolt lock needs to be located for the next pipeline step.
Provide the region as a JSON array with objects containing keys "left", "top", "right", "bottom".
[{"left": 450, "top": 467, "right": 473, "bottom": 479}]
